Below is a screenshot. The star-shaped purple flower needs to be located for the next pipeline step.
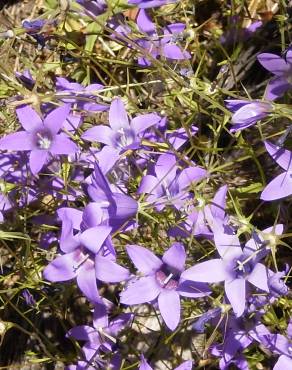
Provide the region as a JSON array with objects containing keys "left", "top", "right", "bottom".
[
  {"left": 120, "top": 243, "right": 210, "bottom": 330},
  {"left": 181, "top": 227, "right": 270, "bottom": 317},
  {"left": 82, "top": 97, "right": 161, "bottom": 153},
  {"left": 0, "top": 104, "right": 78, "bottom": 175},
  {"left": 136, "top": 10, "right": 191, "bottom": 66}
]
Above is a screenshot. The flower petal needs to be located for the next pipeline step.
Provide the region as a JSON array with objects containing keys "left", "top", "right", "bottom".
[
  {"left": 16, "top": 105, "right": 42, "bottom": 132},
  {"left": 178, "top": 280, "right": 211, "bottom": 298},
  {"left": 181, "top": 259, "right": 228, "bottom": 283},
  {"left": 158, "top": 289, "right": 180, "bottom": 330},
  {"left": 257, "top": 53, "right": 290, "bottom": 76},
  {"left": 224, "top": 278, "right": 246, "bottom": 317},
  {"left": 43, "top": 250, "right": 82, "bottom": 282},
  {"left": 273, "top": 356, "right": 292, "bottom": 370},
  {"left": 126, "top": 244, "right": 162, "bottom": 274},
  {"left": 29, "top": 149, "right": 48, "bottom": 175},
  {"left": 120, "top": 276, "right": 161, "bottom": 305},
  {"left": 264, "top": 141, "right": 292, "bottom": 171},
  {"left": 264, "top": 76, "right": 291, "bottom": 100},
  {"left": 0, "top": 132, "right": 33, "bottom": 151},
  {"left": 261, "top": 172, "right": 292, "bottom": 201},
  {"left": 109, "top": 98, "right": 129, "bottom": 131},
  {"left": 50, "top": 134, "right": 78, "bottom": 155},
  {"left": 162, "top": 242, "right": 186, "bottom": 272},
  {"left": 81, "top": 125, "right": 115, "bottom": 145},
  {"left": 139, "top": 355, "right": 153, "bottom": 370},
  {"left": 80, "top": 226, "right": 112, "bottom": 254},
  {"left": 247, "top": 263, "right": 269, "bottom": 291},
  {"left": 175, "top": 360, "right": 193, "bottom": 370},
  {"left": 95, "top": 256, "right": 129, "bottom": 283},
  {"left": 67, "top": 325, "right": 96, "bottom": 341},
  {"left": 131, "top": 113, "right": 161, "bottom": 135},
  {"left": 77, "top": 261, "right": 101, "bottom": 303},
  {"left": 44, "top": 104, "right": 71, "bottom": 134},
  {"left": 162, "top": 44, "right": 191, "bottom": 60}
]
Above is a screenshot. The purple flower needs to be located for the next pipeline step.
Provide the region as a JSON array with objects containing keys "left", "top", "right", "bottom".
[
  {"left": 211, "top": 315, "right": 272, "bottom": 370},
  {"left": 120, "top": 243, "right": 210, "bottom": 330},
  {"left": 138, "top": 152, "right": 207, "bottom": 211},
  {"left": 257, "top": 49, "right": 292, "bottom": 100},
  {"left": 129, "top": 0, "right": 178, "bottom": 8},
  {"left": 55, "top": 77, "right": 108, "bottom": 112},
  {"left": 181, "top": 227, "right": 270, "bottom": 317},
  {"left": 261, "top": 141, "right": 292, "bottom": 201},
  {"left": 82, "top": 97, "right": 161, "bottom": 153},
  {"left": 67, "top": 303, "right": 132, "bottom": 369},
  {"left": 76, "top": 0, "right": 107, "bottom": 17},
  {"left": 139, "top": 355, "right": 193, "bottom": 369},
  {"left": 22, "top": 19, "right": 45, "bottom": 33},
  {"left": 260, "top": 320, "right": 292, "bottom": 370},
  {"left": 85, "top": 164, "right": 138, "bottom": 230},
  {"left": 136, "top": 10, "right": 191, "bottom": 66},
  {"left": 43, "top": 208, "right": 129, "bottom": 303},
  {"left": 0, "top": 104, "right": 78, "bottom": 175},
  {"left": 225, "top": 99, "right": 273, "bottom": 132}
]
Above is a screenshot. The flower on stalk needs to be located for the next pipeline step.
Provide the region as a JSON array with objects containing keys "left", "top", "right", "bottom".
[
  {"left": 136, "top": 10, "right": 191, "bottom": 66},
  {"left": 120, "top": 243, "right": 210, "bottom": 330},
  {"left": 261, "top": 141, "right": 292, "bottom": 201},
  {"left": 257, "top": 49, "right": 292, "bottom": 100},
  {"left": 0, "top": 104, "right": 78, "bottom": 175},
  {"left": 138, "top": 152, "right": 206, "bottom": 211},
  {"left": 129, "top": 0, "right": 178, "bottom": 8},
  {"left": 181, "top": 225, "right": 271, "bottom": 317},
  {"left": 139, "top": 355, "right": 192, "bottom": 369},
  {"left": 225, "top": 99, "right": 273, "bottom": 132},
  {"left": 82, "top": 97, "right": 161, "bottom": 153},
  {"left": 67, "top": 303, "right": 132, "bottom": 369},
  {"left": 43, "top": 208, "right": 129, "bottom": 303}
]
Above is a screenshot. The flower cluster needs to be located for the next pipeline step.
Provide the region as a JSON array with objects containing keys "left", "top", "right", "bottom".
[{"left": 0, "top": 0, "right": 291, "bottom": 369}]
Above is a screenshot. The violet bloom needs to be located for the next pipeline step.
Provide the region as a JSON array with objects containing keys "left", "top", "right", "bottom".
[
  {"left": 55, "top": 77, "right": 108, "bottom": 112},
  {"left": 120, "top": 243, "right": 210, "bottom": 330},
  {"left": 139, "top": 355, "right": 192, "bottom": 370},
  {"left": 138, "top": 152, "right": 206, "bottom": 211},
  {"left": 261, "top": 141, "right": 292, "bottom": 201},
  {"left": 260, "top": 320, "right": 292, "bottom": 370},
  {"left": 136, "top": 10, "right": 191, "bottom": 66},
  {"left": 85, "top": 164, "right": 138, "bottom": 230},
  {"left": 211, "top": 316, "right": 272, "bottom": 370},
  {"left": 68, "top": 303, "right": 132, "bottom": 369},
  {"left": 129, "top": 0, "right": 178, "bottom": 8},
  {"left": 225, "top": 99, "right": 273, "bottom": 132},
  {"left": 181, "top": 227, "right": 270, "bottom": 317},
  {"left": 257, "top": 49, "right": 292, "bottom": 100},
  {"left": 0, "top": 104, "right": 78, "bottom": 175},
  {"left": 76, "top": 0, "right": 107, "bottom": 17},
  {"left": 82, "top": 97, "right": 161, "bottom": 153},
  {"left": 43, "top": 208, "right": 129, "bottom": 303}
]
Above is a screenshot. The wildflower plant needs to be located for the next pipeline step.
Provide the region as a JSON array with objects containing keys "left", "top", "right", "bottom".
[{"left": 0, "top": 0, "right": 291, "bottom": 369}]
